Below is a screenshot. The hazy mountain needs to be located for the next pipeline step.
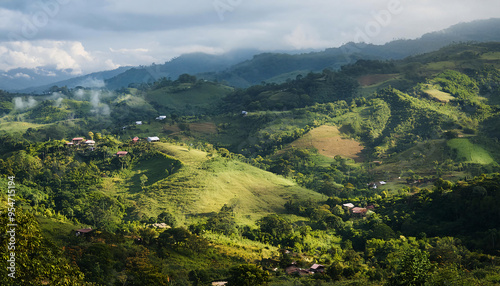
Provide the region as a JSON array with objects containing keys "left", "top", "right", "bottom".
[
  {"left": 206, "top": 18, "right": 500, "bottom": 87},
  {"left": 6, "top": 18, "right": 500, "bottom": 93},
  {"left": 20, "top": 66, "right": 133, "bottom": 94},
  {"left": 104, "top": 49, "right": 260, "bottom": 90}
]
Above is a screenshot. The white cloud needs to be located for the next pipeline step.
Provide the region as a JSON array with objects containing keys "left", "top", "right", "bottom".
[
  {"left": 0, "top": 0, "right": 499, "bottom": 76},
  {"left": 0, "top": 40, "right": 119, "bottom": 74}
]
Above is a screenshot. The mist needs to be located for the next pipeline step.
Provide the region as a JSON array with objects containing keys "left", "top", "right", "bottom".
[{"left": 13, "top": 97, "right": 38, "bottom": 111}]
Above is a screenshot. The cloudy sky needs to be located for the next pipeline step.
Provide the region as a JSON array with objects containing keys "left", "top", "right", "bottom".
[{"left": 0, "top": 0, "right": 499, "bottom": 75}]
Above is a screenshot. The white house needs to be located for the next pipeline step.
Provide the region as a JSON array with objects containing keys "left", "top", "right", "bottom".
[
  {"left": 147, "top": 136, "right": 160, "bottom": 143},
  {"left": 156, "top": 116, "right": 167, "bottom": 120},
  {"left": 136, "top": 121, "right": 143, "bottom": 125}
]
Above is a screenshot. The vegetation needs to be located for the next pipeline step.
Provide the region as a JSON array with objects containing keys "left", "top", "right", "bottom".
[{"left": 1, "top": 42, "right": 500, "bottom": 285}]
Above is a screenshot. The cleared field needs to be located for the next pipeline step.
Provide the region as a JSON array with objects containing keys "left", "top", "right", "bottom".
[
  {"left": 423, "top": 88, "right": 455, "bottom": 103},
  {"left": 291, "top": 125, "right": 364, "bottom": 162},
  {"left": 189, "top": 122, "right": 217, "bottom": 134},
  {"left": 123, "top": 143, "right": 323, "bottom": 225},
  {"left": 447, "top": 138, "right": 495, "bottom": 164},
  {"left": 481, "top": 52, "right": 500, "bottom": 60},
  {"left": 0, "top": 121, "right": 45, "bottom": 134},
  {"left": 358, "top": 74, "right": 399, "bottom": 86}
]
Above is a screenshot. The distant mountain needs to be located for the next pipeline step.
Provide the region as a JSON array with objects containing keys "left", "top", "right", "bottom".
[
  {"left": 16, "top": 66, "right": 133, "bottom": 94},
  {"left": 9, "top": 18, "right": 500, "bottom": 92},
  {"left": 104, "top": 49, "right": 260, "bottom": 90},
  {"left": 205, "top": 18, "right": 500, "bottom": 87},
  {"left": 0, "top": 67, "right": 76, "bottom": 92}
]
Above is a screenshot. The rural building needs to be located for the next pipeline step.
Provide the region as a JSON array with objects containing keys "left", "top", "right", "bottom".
[
  {"left": 72, "top": 137, "right": 84, "bottom": 144},
  {"left": 136, "top": 121, "right": 143, "bottom": 125},
  {"left": 147, "top": 136, "right": 160, "bottom": 143},
  {"left": 116, "top": 151, "right": 128, "bottom": 157},
  {"left": 84, "top": 140, "right": 95, "bottom": 146},
  {"left": 379, "top": 181, "right": 387, "bottom": 185},
  {"left": 241, "top": 111, "right": 248, "bottom": 116},
  {"left": 309, "top": 264, "right": 325, "bottom": 273},
  {"left": 132, "top": 136, "right": 139, "bottom": 143},
  {"left": 343, "top": 203, "right": 355, "bottom": 209},
  {"left": 351, "top": 207, "right": 368, "bottom": 216},
  {"left": 212, "top": 282, "right": 228, "bottom": 286},
  {"left": 156, "top": 115, "right": 167, "bottom": 120},
  {"left": 74, "top": 228, "right": 94, "bottom": 236},
  {"left": 65, "top": 142, "right": 74, "bottom": 147}
]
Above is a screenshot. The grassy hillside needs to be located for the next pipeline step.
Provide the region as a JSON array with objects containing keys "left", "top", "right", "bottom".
[
  {"left": 119, "top": 143, "right": 324, "bottom": 225},
  {"left": 447, "top": 138, "right": 495, "bottom": 164}
]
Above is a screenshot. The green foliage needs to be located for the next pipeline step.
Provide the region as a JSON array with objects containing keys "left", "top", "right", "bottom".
[
  {"left": 389, "top": 248, "right": 433, "bottom": 286},
  {"left": 227, "top": 264, "right": 270, "bottom": 286}
]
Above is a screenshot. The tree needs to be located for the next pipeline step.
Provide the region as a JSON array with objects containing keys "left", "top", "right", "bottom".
[
  {"left": 140, "top": 174, "right": 148, "bottom": 189},
  {"left": 227, "top": 264, "right": 270, "bottom": 286},
  {"left": 389, "top": 248, "right": 434, "bottom": 286},
  {"left": 0, "top": 202, "right": 87, "bottom": 285}
]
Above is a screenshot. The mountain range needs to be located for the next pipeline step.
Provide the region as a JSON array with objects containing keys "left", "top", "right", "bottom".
[{"left": 3, "top": 18, "right": 500, "bottom": 93}]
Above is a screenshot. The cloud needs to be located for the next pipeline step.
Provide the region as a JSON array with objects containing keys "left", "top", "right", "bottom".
[
  {"left": 0, "top": 40, "right": 118, "bottom": 74},
  {"left": 13, "top": 96, "right": 37, "bottom": 110},
  {"left": 1, "top": 0, "right": 500, "bottom": 75}
]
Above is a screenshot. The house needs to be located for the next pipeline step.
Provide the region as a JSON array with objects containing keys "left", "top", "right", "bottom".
[
  {"left": 366, "top": 205, "right": 376, "bottom": 210},
  {"left": 84, "top": 140, "right": 95, "bottom": 146},
  {"left": 132, "top": 137, "right": 139, "bottom": 143},
  {"left": 116, "top": 151, "right": 128, "bottom": 157},
  {"left": 147, "top": 136, "right": 160, "bottom": 143},
  {"left": 156, "top": 115, "right": 167, "bottom": 120},
  {"left": 72, "top": 137, "right": 84, "bottom": 144},
  {"left": 74, "top": 228, "right": 94, "bottom": 236},
  {"left": 309, "top": 264, "right": 325, "bottom": 273},
  {"left": 351, "top": 207, "right": 368, "bottom": 216},
  {"left": 379, "top": 181, "right": 387, "bottom": 185},
  {"left": 65, "top": 142, "right": 74, "bottom": 147},
  {"left": 241, "top": 111, "right": 248, "bottom": 116},
  {"left": 342, "top": 203, "right": 355, "bottom": 209},
  {"left": 136, "top": 121, "right": 143, "bottom": 125},
  {"left": 212, "top": 282, "right": 228, "bottom": 286}
]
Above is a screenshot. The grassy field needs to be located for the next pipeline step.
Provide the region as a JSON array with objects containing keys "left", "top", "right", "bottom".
[
  {"left": 0, "top": 120, "right": 45, "bottom": 134},
  {"left": 115, "top": 143, "right": 324, "bottom": 226},
  {"left": 447, "top": 138, "right": 495, "bottom": 164},
  {"left": 422, "top": 84, "right": 455, "bottom": 103},
  {"left": 290, "top": 125, "right": 364, "bottom": 162}
]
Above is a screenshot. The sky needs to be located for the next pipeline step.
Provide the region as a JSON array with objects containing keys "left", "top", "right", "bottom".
[{"left": 0, "top": 0, "right": 499, "bottom": 75}]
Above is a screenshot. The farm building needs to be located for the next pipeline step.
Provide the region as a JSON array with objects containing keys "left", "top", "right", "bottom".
[
  {"left": 309, "top": 264, "right": 325, "bottom": 273},
  {"left": 72, "top": 137, "right": 84, "bottom": 144},
  {"left": 116, "top": 151, "right": 128, "bottom": 157},
  {"left": 147, "top": 136, "right": 160, "bottom": 143},
  {"left": 74, "top": 228, "right": 94, "bottom": 236},
  {"left": 156, "top": 115, "right": 167, "bottom": 120},
  {"left": 351, "top": 207, "right": 368, "bottom": 216},
  {"left": 343, "top": 203, "right": 355, "bottom": 209}
]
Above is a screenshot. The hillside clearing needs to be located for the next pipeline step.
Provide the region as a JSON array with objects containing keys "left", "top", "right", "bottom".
[
  {"left": 291, "top": 125, "right": 364, "bottom": 162},
  {"left": 447, "top": 138, "right": 495, "bottom": 164}
]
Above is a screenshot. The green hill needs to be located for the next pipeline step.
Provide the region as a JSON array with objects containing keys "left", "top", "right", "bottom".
[{"left": 119, "top": 143, "right": 323, "bottom": 225}]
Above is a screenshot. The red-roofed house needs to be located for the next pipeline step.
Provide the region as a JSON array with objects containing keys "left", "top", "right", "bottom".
[
  {"left": 132, "top": 137, "right": 139, "bottom": 143},
  {"left": 351, "top": 207, "right": 368, "bottom": 216},
  {"left": 72, "top": 137, "right": 84, "bottom": 144},
  {"left": 116, "top": 151, "right": 128, "bottom": 157}
]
